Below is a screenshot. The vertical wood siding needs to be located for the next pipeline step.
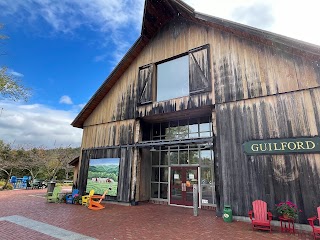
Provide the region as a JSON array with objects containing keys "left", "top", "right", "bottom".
[
  {"left": 83, "top": 18, "right": 320, "bottom": 127},
  {"left": 138, "top": 149, "right": 151, "bottom": 201},
  {"left": 81, "top": 120, "right": 136, "bottom": 149},
  {"left": 137, "top": 93, "right": 212, "bottom": 118},
  {"left": 78, "top": 147, "right": 132, "bottom": 202},
  {"left": 78, "top": 16, "right": 320, "bottom": 220},
  {"left": 213, "top": 31, "right": 320, "bottom": 103},
  {"left": 215, "top": 88, "right": 320, "bottom": 223},
  {"left": 83, "top": 19, "right": 213, "bottom": 127},
  {"left": 118, "top": 148, "right": 132, "bottom": 202}
]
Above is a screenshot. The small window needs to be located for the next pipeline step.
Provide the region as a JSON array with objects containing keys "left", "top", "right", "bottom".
[
  {"left": 157, "top": 55, "right": 189, "bottom": 101},
  {"left": 138, "top": 64, "right": 154, "bottom": 104},
  {"left": 151, "top": 117, "right": 212, "bottom": 141}
]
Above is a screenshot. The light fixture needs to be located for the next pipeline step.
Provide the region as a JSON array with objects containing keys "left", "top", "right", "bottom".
[{"left": 150, "top": 147, "right": 156, "bottom": 152}]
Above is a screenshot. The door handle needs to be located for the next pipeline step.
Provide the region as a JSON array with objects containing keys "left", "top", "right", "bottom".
[{"left": 181, "top": 183, "right": 186, "bottom": 191}]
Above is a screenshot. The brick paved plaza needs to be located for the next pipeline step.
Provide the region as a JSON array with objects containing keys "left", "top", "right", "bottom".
[{"left": 0, "top": 189, "right": 314, "bottom": 239}]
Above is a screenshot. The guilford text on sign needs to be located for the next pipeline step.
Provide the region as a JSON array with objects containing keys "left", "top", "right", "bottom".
[{"left": 243, "top": 137, "right": 320, "bottom": 155}]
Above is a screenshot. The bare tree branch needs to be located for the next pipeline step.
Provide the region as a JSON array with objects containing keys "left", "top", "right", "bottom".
[{"left": 0, "top": 24, "right": 30, "bottom": 102}]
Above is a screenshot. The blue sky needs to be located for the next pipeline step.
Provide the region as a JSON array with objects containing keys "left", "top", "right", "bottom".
[
  {"left": 0, "top": 0, "right": 319, "bottom": 148},
  {"left": 0, "top": 0, "right": 143, "bottom": 108}
]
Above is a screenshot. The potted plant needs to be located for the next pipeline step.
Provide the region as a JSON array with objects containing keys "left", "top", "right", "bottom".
[
  {"left": 73, "top": 194, "right": 82, "bottom": 205},
  {"left": 276, "top": 201, "right": 301, "bottom": 219},
  {"left": 58, "top": 194, "right": 66, "bottom": 203}
]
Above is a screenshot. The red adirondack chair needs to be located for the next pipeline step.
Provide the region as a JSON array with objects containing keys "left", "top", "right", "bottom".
[
  {"left": 308, "top": 206, "right": 320, "bottom": 239},
  {"left": 248, "top": 200, "right": 273, "bottom": 232}
]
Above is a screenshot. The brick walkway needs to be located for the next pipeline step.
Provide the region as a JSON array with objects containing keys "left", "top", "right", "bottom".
[{"left": 0, "top": 189, "right": 314, "bottom": 239}]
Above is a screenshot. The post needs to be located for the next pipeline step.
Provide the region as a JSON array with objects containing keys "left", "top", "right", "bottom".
[{"left": 193, "top": 184, "right": 198, "bottom": 216}]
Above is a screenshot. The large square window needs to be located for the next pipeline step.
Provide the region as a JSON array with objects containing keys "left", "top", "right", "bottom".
[
  {"left": 157, "top": 55, "right": 189, "bottom": 101},
  {"left": 138, "top": 45, "right": 210, "bottom": 104}
]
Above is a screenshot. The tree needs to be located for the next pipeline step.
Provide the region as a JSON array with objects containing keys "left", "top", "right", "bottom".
[
  {"left": 0, "top": 140, "right": 80, "bottom": 185},
  {"left": 43, "top": 146, "right": 79, "bottom": 180},
  {"left": 0, "top": 67, "right": 30, "bottom": 101},
  {"left": 0, "top": 24, "right": 30, "bottom": 101},
  {"left": 0, "top": 140, "right": 15, "bottom": 189},
  {"left": 19, "top": 147, "right": 46, "bottom": 180},
  {"left": 0, "top": 24, "right": 9, "bottom": 55}
]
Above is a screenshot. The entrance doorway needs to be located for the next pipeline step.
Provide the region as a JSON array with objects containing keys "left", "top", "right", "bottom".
[{"left": 170, "top": 167, "right": 198, "bottom": 206}]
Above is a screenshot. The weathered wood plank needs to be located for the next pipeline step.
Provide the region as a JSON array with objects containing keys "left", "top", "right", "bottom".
[
  {"left": 213, "top": 30, "right": 320, "bottom": 103},
  {"left": 138, "top": 149, "right": 151, "bottom": 201},
  {"left": 137, "top": 92, "right": 212, "bottom": 118},
  {"left": 80, "top": 14, "right": 320, "bottom": 128},
  {"left": 118, "top": 148, "right": 132, "bottom": 202},
  {"left": 138, "top": 65, "right": 154, "bottom": 104},
  {"left": 189, "top": 45, "right": 211, "bottom": 93},
  {"left": 215, "top": 89, "right": 320, "bottom": 223},
  {"left": 82, "top": 120, "right": 136, "bottom": 149}
]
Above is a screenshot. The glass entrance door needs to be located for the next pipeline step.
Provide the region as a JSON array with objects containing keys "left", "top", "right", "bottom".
[{"left": 170, "top": 167, "right": 198, "bottom": 206}]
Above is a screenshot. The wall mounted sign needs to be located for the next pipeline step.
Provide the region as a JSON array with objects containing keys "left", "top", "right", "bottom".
[{"left": 243, "top": 137, "right": 320, "bottom": 155}]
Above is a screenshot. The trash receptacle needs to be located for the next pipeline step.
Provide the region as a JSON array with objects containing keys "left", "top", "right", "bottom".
[
  {"left": 223, "top": 205, "right": 233, "bottom": 222},
  {"left": 47, "top": 181, "right": 56, "bottom": 193}
]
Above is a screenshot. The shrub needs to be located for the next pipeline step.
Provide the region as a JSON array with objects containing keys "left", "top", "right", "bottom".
[
  {"left": 0, "top": 181, "right": 13, "bottom": 190},
  {"left": 59, "top": 194, "right": 67, "bottom": 203},
  {"left": 5, "top": 183, "right": 13, "bottom": 190},
  {"left": 73, "top": 194, "right": 82, "bottom": 204}
]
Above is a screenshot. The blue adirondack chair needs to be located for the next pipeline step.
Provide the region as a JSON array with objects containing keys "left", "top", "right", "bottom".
[{"left": 66, "top": 189, "right": 79, "bottom": 204}]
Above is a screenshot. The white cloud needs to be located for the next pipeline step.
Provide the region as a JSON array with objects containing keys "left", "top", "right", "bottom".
[
  {"left": 77, "top": 103, "right": 86, "bottom": 108},
  {"left": 232, "top": 3, "right": 275, "bottom": 29},
  {"left": 1, "top": 0, "right": 319, "bottom": 54},
  {"left": 0, "top": 101, "right": 82, "bottom": 148},
  {"left": 94, "top": 53, "right": 109, "bottom": 63},
  {"left": 59, "top": 95, "right": 73, "bottom": 105},
  {"left": 184, "top": 0, "right": 320, "bottom": 46},
  {"left": 0, "top": 0, "right": 145, "bottom": 64},
  {"left": 8, "top": 69, "right": 24, "bottom": 78}
]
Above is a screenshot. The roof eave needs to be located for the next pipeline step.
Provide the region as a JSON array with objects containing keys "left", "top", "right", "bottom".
[
  {"left": 71, "top": 0, "right": 320, "bottom": 129},
  {"left": 71, "top": 36, "right": 146, "bottom": 128},
  {"left": 195, "top": 12, "right": 320, "bottom": 57}
]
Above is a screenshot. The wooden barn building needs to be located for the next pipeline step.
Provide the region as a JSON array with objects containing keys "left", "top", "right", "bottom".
[{"left": 72, "top": 0, "right": 320, "bottom": 223}]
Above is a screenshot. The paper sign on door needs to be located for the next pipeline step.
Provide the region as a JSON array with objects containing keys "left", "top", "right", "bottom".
[
  {"left": 189, "top": 173, "right": 194, "bottom": 180},
  {"left": 174, "top": 174, "right": 180, "bottom": 179}
]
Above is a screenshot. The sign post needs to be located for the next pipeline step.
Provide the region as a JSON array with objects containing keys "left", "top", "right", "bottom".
[{"left": 193, "top": 184, "right": 198, "bottom": 216}]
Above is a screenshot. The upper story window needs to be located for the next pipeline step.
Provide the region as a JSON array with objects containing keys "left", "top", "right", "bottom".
[
  {"left": 138, "top": 44, "right": 211, "bottom": 105},
  {"left": 157, "top": 55, "right": 189, "bottom": 101}
]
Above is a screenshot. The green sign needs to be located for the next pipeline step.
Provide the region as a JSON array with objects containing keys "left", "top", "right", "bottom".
[{"left": 243, "top": 137, "right": 320, "bottom": 155}]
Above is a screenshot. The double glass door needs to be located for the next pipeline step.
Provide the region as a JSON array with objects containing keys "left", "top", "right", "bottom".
[{"left": 170, "top": 167, "right": 198, "bottom": 206}]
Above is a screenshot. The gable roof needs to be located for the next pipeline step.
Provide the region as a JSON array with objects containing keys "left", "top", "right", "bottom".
[
  {"left": 69, "top": 156, "right": 79, "bottom": 166},
  {"left": 72, "top": 0, "right": 320, "bottom": 129}
]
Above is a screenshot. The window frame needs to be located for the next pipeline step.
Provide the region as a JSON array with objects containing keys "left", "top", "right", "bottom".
[{"left": 137, "top": 44, "right": 211, "bottom": 105}]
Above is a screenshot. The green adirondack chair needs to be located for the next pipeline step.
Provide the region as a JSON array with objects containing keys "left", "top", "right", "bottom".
[{"left": 47, "top": 186, "right": 62, "bottom": 203}]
